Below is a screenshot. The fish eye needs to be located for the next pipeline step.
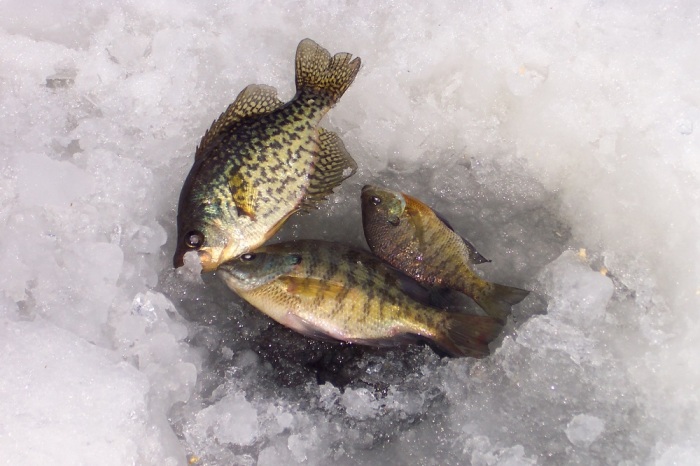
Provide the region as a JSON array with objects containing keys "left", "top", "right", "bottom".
[
  {"left": 185, "top": 230, "right": 204, "bottom": 249},
  {"left": 240, "top": 253, "right": 256, "bottom": 261},
  {"left": 290, "top": 254, "right": 302, "bottom": 265},
  {"left": 370, "top": 196, "right": 382, "bottom": 206}
]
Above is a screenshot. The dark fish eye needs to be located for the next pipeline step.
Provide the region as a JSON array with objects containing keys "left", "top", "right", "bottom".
[
  {"left": 185, "top": 231, "right": 204, "bottom": 249},
  {"left": 370, "top": 196, "right": 382, "bottom": 206},
  {"left": 241, "top": 253, "right": 256, "bottom": 261},
  {"left": 290, "top": 254, "right": 302, "bottom": 265}
]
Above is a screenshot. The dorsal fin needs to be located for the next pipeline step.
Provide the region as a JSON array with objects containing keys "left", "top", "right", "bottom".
[
  {"left": 301, "top": 128, "right": 357, "bottom": 210},
  {"left": 461, "top": 237, "right": 491, "bottom": 264},
  {"left": 195, "top": 84, "right": 284, "bottom": 160},
  {"left": 430, "top": 207, "right": 490, "bottom": 264},
  {"left": 430, "top": 207, "right": 455, "bottom": 231}
]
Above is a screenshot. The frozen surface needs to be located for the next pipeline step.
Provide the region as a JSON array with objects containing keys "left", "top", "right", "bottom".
[{"left": 1, "top": 1, "right": 699, "bottom": 465}]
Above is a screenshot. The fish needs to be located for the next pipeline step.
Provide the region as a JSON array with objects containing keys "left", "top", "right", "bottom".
[
  {"left": 174, "top": 39, "right": 360, "bottom": 272},
  {"left": 217, "top": 240, "right": 504, "bottom": 358},
  {"left": 361, "top": 185, "right": 530, "bottom": 323}
]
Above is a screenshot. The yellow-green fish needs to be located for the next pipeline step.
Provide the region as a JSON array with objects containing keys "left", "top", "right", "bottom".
[
  {"left": 174, "top": 39, "right": 360, "bottom": 272},
  {"left": 217, "top": 240, "right": 504, "bottom": 358},
  {"left": 361, "top": 185, "right": 530, "bottom": 323}
]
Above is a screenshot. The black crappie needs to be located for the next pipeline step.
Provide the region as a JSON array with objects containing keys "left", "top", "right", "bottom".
[{"left": 174, "top": 39, "right": 360, "bottom": 271}]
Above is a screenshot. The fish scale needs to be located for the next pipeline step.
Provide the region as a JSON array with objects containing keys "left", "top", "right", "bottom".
[
  {"left": 361, "top": 185, "right": 531, "bottom": 323},
  {"left": 218, "top": 240, "right": 505, "bottom": 358},
  {"left": 174, "top": 39, "right": 359, "bottom": 272}
]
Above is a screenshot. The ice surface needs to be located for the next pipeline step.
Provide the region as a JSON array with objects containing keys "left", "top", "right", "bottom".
[
  {"left": 1, "top": 0, "right": 700, "bottom": 465},
  {"left": 565, "top": 414, "right": 605, "bottom": 448}
]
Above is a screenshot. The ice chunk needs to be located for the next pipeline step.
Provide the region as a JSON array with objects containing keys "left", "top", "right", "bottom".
[
  {"left": 0, "top": 318, "right": 182, "bottom": 465},
  {"left": 194, "top": 392, "right": 259, "bottom": 446},
  {"left": 539, "top": 251, "right": 614, "bottom": 328},
  {"left": 340, "top": 387, "right": 381, "bottom": 420},
  {"left": 565, "top": 414, "right": 605, "bottom": 448}
]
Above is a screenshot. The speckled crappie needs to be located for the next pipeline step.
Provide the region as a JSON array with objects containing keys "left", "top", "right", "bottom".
[
  {"left": 217, "top": 240, "right": 504, "bottom": 358},
  {"left": 174, "top": 39, "right": 360, "bottom": 272},
  {"left": 361, "top": 185, "right": 530, "bottom": 323}
]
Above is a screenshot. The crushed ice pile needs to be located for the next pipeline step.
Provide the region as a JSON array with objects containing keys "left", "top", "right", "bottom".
[{"left": 1, "top": 1, "right": 699, "bottom": 465}]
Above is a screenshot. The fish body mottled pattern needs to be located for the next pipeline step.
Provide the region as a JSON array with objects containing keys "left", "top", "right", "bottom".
[
  {"left": 361, "top": 185, "right": 529, "bottom": 322},
  {"left": 218, "top": 240, "right": 503, "bottom": 357},
  {"left": 174, "top": 39, "right": 359, "bottom": 271},
  {"left": 365, "top": 190, "right": 480, "bottom": 290},
  {"left": 178, "top": 95, "right": 328, "bottom": 262}
]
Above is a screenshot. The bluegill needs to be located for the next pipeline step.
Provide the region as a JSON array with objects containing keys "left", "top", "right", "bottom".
[
  {"left": 361, "top": 185, "right": 530, "bottom": 323},
  {"left": 217, "top": 240, "right": 504, "bottom": 358},
  {"left": 174, "top": 39, "right": 360, "bottom": 272}
]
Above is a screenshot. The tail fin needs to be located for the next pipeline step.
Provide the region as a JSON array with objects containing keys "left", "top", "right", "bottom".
[
  {"left": 295, "top": 38, "right": 361, "bottom": 103},
  {"left": 473, "top": 283, "right": 530, "bottom": 324},
  {"left": 433, "top": 313, "right": 504, "bottom": 358}
]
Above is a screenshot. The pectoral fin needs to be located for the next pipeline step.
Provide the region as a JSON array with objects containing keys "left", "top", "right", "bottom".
[
  {"left": 301, "top": 128, "right": 357, "bottom": 210},
  {"left": 281, "top": 276, "right": 347, "bottom": 300},
  {"left": 229, "top": 169, "right": 257, "bottom": 220}
]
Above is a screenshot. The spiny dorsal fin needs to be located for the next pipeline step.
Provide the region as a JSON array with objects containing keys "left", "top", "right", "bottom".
[
  {"left": 301, "top": 128, "right": 357, "bottom": 210},
  {"left": 430, "top": 207, "right": 455, "bottom": 231},
  {"left": 195, "top": 84, "right": 284, "bottom": 160},
  {"left": 295, "top": 39, "right": 361, "bottom": 104}
]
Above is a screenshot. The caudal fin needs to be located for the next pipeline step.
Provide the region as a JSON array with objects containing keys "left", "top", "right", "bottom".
[
  {"left": 432, "top": 313, "right": 504, "bottom": 358},
  {"left": 295, "top": 38, "right": 361, "bottom": 103},
  {"left": 474, "top": 283, "right": 530, "bottom": 324}
]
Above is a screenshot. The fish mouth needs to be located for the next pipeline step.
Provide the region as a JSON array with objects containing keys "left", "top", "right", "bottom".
[{"left": 173, "top": 248, "right": 215, "bottom": 272}]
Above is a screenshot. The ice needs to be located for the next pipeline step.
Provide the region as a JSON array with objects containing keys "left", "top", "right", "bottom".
[
  {"left": 16, "top": 152, "right": 95, "bottom": 207},
  {"left": 193, "top": 391, "right": 259, "bottom": 446},
  {"left": 2, "top": 0, "right": 700, "bottom": 465},
  {"left": 0, "top": 318, "right": 181, "bottom": 465},
  {"left": 565, "top": 414, "right": 605, "bottom": 448}
]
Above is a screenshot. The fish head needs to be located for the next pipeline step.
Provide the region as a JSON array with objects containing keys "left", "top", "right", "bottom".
[
  {"left": 217, "top": 250, "right": 302, "bottom": 292},
  {"left": 361, "top": 185, "right": 406, "bottom": 227},
  {"left": 174, "top": 192, "right": 243, "bottom": 272}
]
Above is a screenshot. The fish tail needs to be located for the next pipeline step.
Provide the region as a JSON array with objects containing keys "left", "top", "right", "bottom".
[
  {"left": 432, "top": 313, "right": 504, "bottom": 358},
  {"left": 473, "top": 282, "right": 530, "bottom": 323},
  {"left": 295, "top": 39, "right": 361, "bottom": 104}
]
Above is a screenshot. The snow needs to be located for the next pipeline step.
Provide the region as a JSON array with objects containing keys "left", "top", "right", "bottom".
[{"left": 1, "top": 0, "right": 699, "bottom": 465}]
